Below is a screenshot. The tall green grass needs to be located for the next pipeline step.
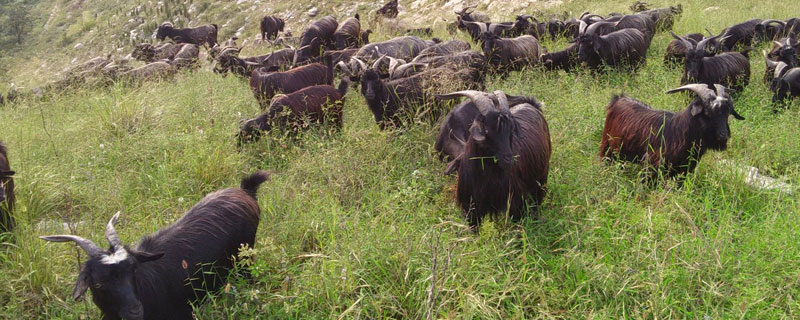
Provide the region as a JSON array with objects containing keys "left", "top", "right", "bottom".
[{"left": 1, "top": 0, "right": 800, "bottom": 318}]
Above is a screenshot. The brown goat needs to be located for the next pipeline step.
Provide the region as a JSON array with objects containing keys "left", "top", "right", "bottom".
[
  {"left": 249, "top": 63, "right": 334, "bottom": 108},
  {"left": 599, "top": 83, "right": 745, "bottom": 176}
]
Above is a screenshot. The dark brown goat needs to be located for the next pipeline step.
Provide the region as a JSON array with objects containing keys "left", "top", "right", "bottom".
[
  {"left": 334, "top": 15, "right": 362, "bottom": 50},
  {"left": 435, "top": 91, "right": 551, "bottom": 230},
  {"left": 260, "top": 16, "right": 285, "bottom": 41},
  {"left": 470, "top": 22, "right": 541, "bottom": 71},
  {"left": 599, "top": 84, "right": 745, "bottom": 176},
  {"left": 0, "top": 142, "right": 15, "bottom": 233},
  {"left": 238, "top": 80, "right": 349, "bottom": 143},
  {"left": 636, "top": 4, "right": 682, "bottom": 31},
  {"left": 664, "top": 33, "right": 703, "bottom": 65},
  {"left": 132, "top": 43, "right": 186, "bottom": 63},
  {"left": 156, "top": 22, "right": 218, "bottom": 47},
  {"left": 376, "top": 0, "right": 398, "bottom": 18},
  {"left": 717, "top": 19, "right": 761, "bottom": 51},
  {"left": 293, "top": 16, "right": 339, "bottom": 65},
  {"left": 672, "top": 32, "right": 751, "bottom": 92},
  {"left": 249, "top": 63, "right": 334, "bottom": 108},
  {"left": 215, "top": 48, "right": 294, "bottom": 77},
  {"left": 577, "top": 21, "right": 650, "bottom": 69},
  {"left": 41, "top": 171, "right": 269, "bottom": 320}
]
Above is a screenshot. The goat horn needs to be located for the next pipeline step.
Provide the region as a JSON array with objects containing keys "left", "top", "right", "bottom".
[
  {"left": 714, "top": 84, "right": 745, "bottom": 120},
  {"left": 105, "top": 211, "right": 123, "bottom": 251},
  {"left": 578, "top": 20, "right": 588, "bottom": 35},
  {"left": 762, "top": 19, "right": 786, "bottom": 27},
  {"left": 493, "top": 90, "right": 509, "bottom": 110},
  {"left": 488, "top": 23, "right": 514, "bottom": 34},
  {"left": 666, "top": 83, "right": 715, "bottom": 102},
  {"left": 40, "top": 235, "right": 106, "bottom": 258},
  {"left": 434, "top": 90, "right": 493, "bottom": 115},
  {"left": 670, "top": 31, "right": 693, "bottom": 50},
  {"left": 774, "top": 61, "right": 789, "bottom": 79},
  {"left": 372, "top": 55, "right": 387, "bottom": 70},
  {"left": 697, "top": 32, "right": 723, "bottom": 53},
  {"left": 585, "top": 21, "right": 615, "bottom": 36},
  {"left": 352, "top": 57, "right": 368, "bottom": 72},
  {"left": 336, "top": 61, "right": 353, "bottom": 77},
  {"left": 764, "top": 50, "right": 779, "bottom": 68}
]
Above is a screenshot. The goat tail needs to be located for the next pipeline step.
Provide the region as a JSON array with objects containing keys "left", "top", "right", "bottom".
[
  {"left": 240, "top": 170, "right": 271, "bottom": 199},
  {"left": 337, "top": 78, "right": 350, "bottom": 97}
]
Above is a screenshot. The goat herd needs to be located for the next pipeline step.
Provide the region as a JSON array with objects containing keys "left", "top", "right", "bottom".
[{"left": 0, "top": 1, "right": 798, "bottom": 319}]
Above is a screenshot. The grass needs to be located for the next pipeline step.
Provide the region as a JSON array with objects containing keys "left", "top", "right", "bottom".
[{"left": 2, "top": 0, "right": 800, "bottom": 318}]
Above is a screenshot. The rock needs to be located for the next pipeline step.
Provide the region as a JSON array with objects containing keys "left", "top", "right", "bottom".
[
  {"left": 308, "top": 7, "right": 319, "bottom": 17},
  {"left": 74, "top": 42, "right": 84, "bottom": 50},
  {"left": 703, "top": 6, "right": 719, "bottom": 12}
]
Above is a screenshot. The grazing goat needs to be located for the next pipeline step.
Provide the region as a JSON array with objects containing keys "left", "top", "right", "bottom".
[
  {"left": 215, "top": 49, "right": 294, "bottom": 77},
  {"left": 768, "top": 61, "right": 800, "bottom": 105},
  {"left": 324, "top": 48, "right": 359, "bottom": 70},
  {"left": 717, "top": 19, "right": 761, "bottom": 51},
  {"left": 249, "top": 63, "right": 334, "bottom": 108},
  {"left": 132, "top": 43, "right": 185, "bottom": 63},
  {"left": 360, "top": 65, "right": 482, "bottom": 129},
  {"left": 156, "top": 22, "right": 218, "bottom": 47},
  {"left": 293, "top": 16, "right": 339, "bottom": 65},
  {"left": 337, "top": 36, "right": 437, "bottom": 79},
  {"left": 671, "top": 32, "right": 751, "bottom": 92},
  {"left": 334, "top": 14, "right": 363, "bottom": 50},
  {"left": 766, "top": 38, "right": 800, "bottom": 67},
  {"left": 541, "top": 43, "right": 578, "bottom": 71},
  {"left": 637, "top": 4, "right": 682, "bottom": 31},
  {"left": 238, "top": 80, "right": 349, "bottom": 143},
  {"left": 664, "top": 33, "right": 703, "bottom": 65},
  {"left": 468, "top": 22, "right": 541, "bottom": 71},
  {"left": 412, "top": 40, "right": 471, "bottom": 62},
  {"left": 435, "top": 90, "right": 551, "bottom": 229},
  {"left": 377, "top": 0, "right": 398, "bottom": 18},
  {"left": 41, "top": 171, "right": 269, "bottom": 320},
  {"left": 116, "top": 61, "right": 176, "bottom": 83},
  {"left": 260, "top": 16, "right": 285, "bottom": 41},
  {"left": 0, "top": 142, "right": 14, "bottom": 233},
  {"left": 577, "top": 21, "right": 650, "bottom": 69},
  {"left": 599, "top": 84, "right": 745, "bottom": 176}
]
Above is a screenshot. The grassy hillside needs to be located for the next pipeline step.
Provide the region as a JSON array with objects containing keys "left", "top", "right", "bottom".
[{"left": 2, "top": 0, "right": 800, "bottom": 318}]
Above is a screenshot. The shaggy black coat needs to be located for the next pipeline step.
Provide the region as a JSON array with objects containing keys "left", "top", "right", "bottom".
[
  {"left": 482, "top": 34, "right": 541, "bottom": 71},
  {"left": 0, "top": 142, "right": 14, "bottom": 233},
  {"left": 578, "top": 28, "right": 650, "bottom": 69},
  {"left": 771, "top": 66, "right": 800, "bottom": 104},
  {"left": 664, "top": 33, "right": 703, "bottom": 65},
  {"left": 334, "top": 15, "right": 362, "bottom": 50},
  {"left": 260, "top": 16, "right": 285, "bottom": 41},
  {"left": 249, "top": 63, "right": 334, "bottom": 108},
  {"left": 156, "top": 23, "right": 218, "bottom": 47},
  {"left": 718, "top": 19, "right": 761, "bottom": 51},
  {"left": 682, "top": 50, "right": 751, "bottom": 93},
  {"left": 541, "top": 43, "right": 578, "bottom": 71}
]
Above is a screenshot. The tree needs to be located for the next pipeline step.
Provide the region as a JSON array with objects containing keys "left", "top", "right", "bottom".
[{"left": 3, "top": 3, "right": 31, "bottom": 45}]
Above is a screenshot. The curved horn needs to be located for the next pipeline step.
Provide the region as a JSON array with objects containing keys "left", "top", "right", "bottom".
[
  {"left": 578, "top": 20, "right": 588, "bottom": 35},
  {"left": 774, "top": 61, "right": 789, "bottom": 79},
  {"left": 352, "top": 57, "right": 368, "bottom": 72},
  {"left": 40, "top": 235, "right": 106, "bottom": 258},
  {"left": 463, "top": 21, "right": 488, "bottom": 33},
  {"left": 666, "top": 83, "right": 715, "bottom": 101},
  {"left": 764, "top": 50, "right": 779, "bottom": 68},
  {"left": 493, "top": 90, "right": 509, "bottom": 110},
  {"left": 713, "top": 84, "right": 745, "bottom": 120},
  {"left": 105, "top": 212, "right": 122, "bottom": 251},
  {"left": 581, "top": 14, "right": 604, "bottom": 23},
  {"left": 488, "top": 23, "right": 514, "bottom": 34},
  {"left": 697, "top": 32, "right": 723, "bottom": 53},
  {"left": 434, "top": 90, "right": 493, "bottom": 115},
  {"left": 372, "top": 55, "right": 388, "bottom": 70},
  {"left": 670, "top": 31, "right": 694, "bottom": 50},
  {"left": 762, "top": 19, "right": 786, "bottom": 27},
  {"left": 392, "top": 63, "right": 426, "bottom": 78},
  {"left": 585, "top": 21, "right": 615, "bottom": 36},
  {"left": 336, "top": 61, "right": 353, "bottom": 77}
]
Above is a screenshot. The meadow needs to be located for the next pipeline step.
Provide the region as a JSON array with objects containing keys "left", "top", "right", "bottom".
[{"left": 1, "top": 0, "right": 800, "bottom": 318}]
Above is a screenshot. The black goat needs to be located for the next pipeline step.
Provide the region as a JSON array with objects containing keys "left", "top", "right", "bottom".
[
  {"left": 577, "top": 21, "right": 650, "bottom": 69},
  {"left": 215, "top": 48, "right": 294, "bottom": 77},
  {"left": 156, "top": 22, "right": 218, "bottom": 47},
  {"left": 468, "top": 22, "right": 541, "bottom": 71},
  {"left": 435, "top": 90, "right": 551, "bottom": 230},
  {"left": 41, "top": 171, "right": 270, "bottom": 320},
  {"left": 293, "top": 16, "right": 339, "bottom": 65},
  {"left": 769, "top": 61, "right": 800, "bottom": 105},
  {"left": 412, "top": 40, "right": 471, "bottom": 62},
  {"left": 337, "top": 36, "right": 437, "bottom": 79},
  {"left": 360, "top": 66, "right": 482, "bottom": 129},
  {"left": 0, "top": 142, "right": 14, "bottom": 233},
  {"left": 600, "top": 84, "right": 744, "bottom": 176},
  {"left": 249, "top": 63, "right": 334, "bottom": 108},
  {"left": 766, "top": 37, "right": 800, "bottom": 66},
  {"left": 541, "top": 43, "right": 579, "bottom": 71},
  {"left": 671, "top": 32, "right": 751, "bottom": 92},
  {"left": 260, "top": 16, "right": 285, "bottom": 41},
  {"left": 132, "top": 43, "right": 186, "bottom": 63},
  {"left": 717, "top": 19, "right": 761, "bottom": 51},
  {"left": 376, "top": 0, "right": 398, "bottom": 18},
  {"left": 637, "top": 4, "right": 682, "bottom": 31},
  {"left": 334, "top": 14, "right": 363, "bottom": 49},
  {"left": 239, "top": 80, "right": 349, "bottom": 143},
  {"left": 664, "top": 33, "right": 703, "bottom": 66}
]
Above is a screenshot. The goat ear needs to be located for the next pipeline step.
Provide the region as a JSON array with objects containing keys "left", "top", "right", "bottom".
[
  {"left": 131, "top": 251, "right": 164, "bottom": 263},
  {"left": 690, "top": 103, "right": 704, "bottom": 117},
  {"left": 469, "top": 118, "right": 486, "bottom": 142},
  {"left": 72, "top": 269, "right": 91, "bottom": 301}
]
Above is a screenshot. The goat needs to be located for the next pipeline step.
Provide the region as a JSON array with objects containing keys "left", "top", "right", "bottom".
[
  {"left": 360, "top": 65, "right": 482, "bottom": 129},
  {"left": 577, "top": 21, "right": 650, "bottom": 69},
  {"left": 541, "top": 43, "right": 579, "bottom": 71},
  {"left": 664, "top": 33, "right": 703, "bottom": 66},
  {"left": 766, "top": 37, "right": 800, "bottom": 67},
  {"left": 132, "top": 43, "right": 185, "bottom": 63},
  {"left": 215, "top": 48, "right": 295, "bottom": 77},
  {"left": 435, "top": 93, "right": 542, "bottom": 166},
  {"left": 671, "top": 32, "right": 751, "bottom": 92},
  {"left": 293, "top": 16, "right": 339, "bottom": 65},
  {"left": 115, "top": 61, "right": 176, "bottom": 83},
  {"left": 249, "top": 63, "right": 333, "bottom": 108},
  {"left": 468, "top": 22, "right": 541, "bottom": 71},
  {"left": 41, "top": 171, "right": 269, "bottom": 320},
  {"left": 435, "top": 90, "right": 551, "bottom": 230},
  {"left": 0, "top": 142, "right": 14, "bottom": 233},
  {"left": 260, "top": 16, "right": 285, "bottom": 41},
  {"left": 156, "top": 22, "right": 218, "bottom": 47},
  {"left": 636, "top": 4, "right": 682, "bottom": 31},
  {"left": 412, "top": 40, "right": 471, "bottom": 62},
  {"left": 768, "top": 61, "right": 800, "bottom": 105},
  {"left": 238, "top": 80, "right": 349, "bottom": 143},
  {"left": 600, "top": 84, "right": 744, "bottom": 176},
  {"left": 324, "top": 48, "right": 359, "bottom": 70},
  {"left": 337, "top": 36, "right": 437, "bottom": 79},
  {"left": 717, "top": 19, "right": 761, "bottom": 51},
  {"left": 334, "top": 14, "right": 363, "bottom": 50}
]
